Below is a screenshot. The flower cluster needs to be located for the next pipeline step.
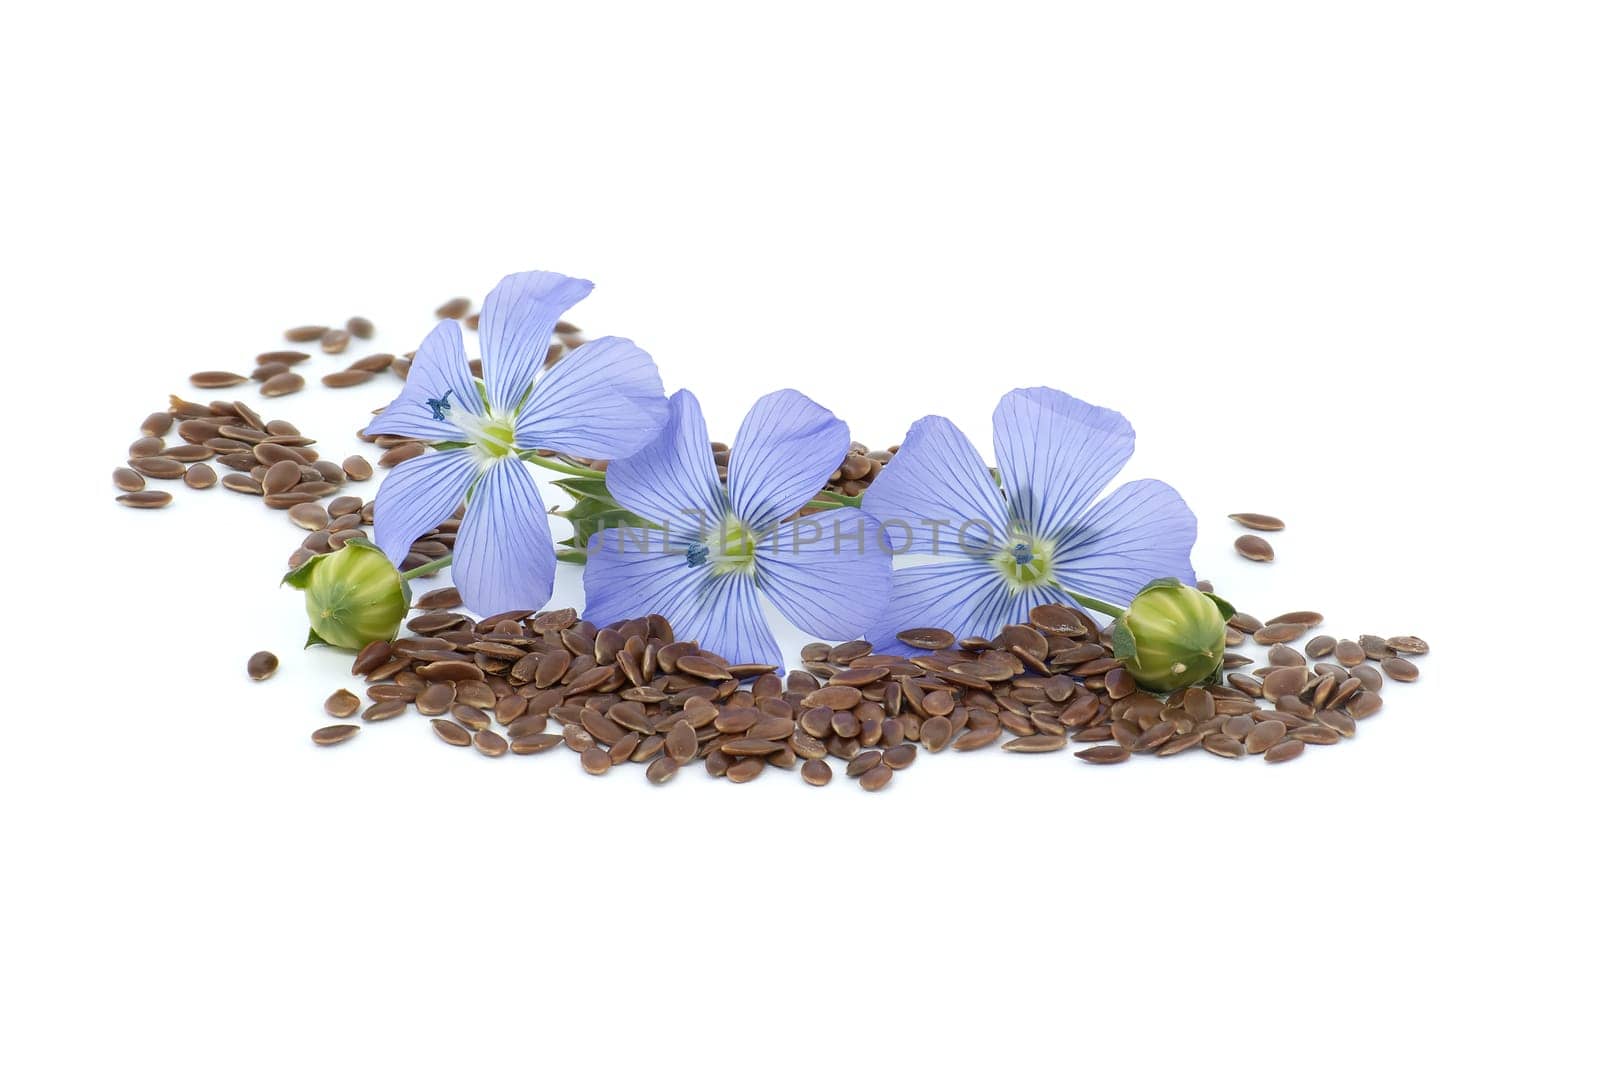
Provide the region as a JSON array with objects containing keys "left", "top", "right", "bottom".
[{"left": 345, "top": 269, "right": 1204, "bottom": 685}]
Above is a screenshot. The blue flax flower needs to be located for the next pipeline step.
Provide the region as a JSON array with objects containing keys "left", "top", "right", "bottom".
[
  {"left": 582, "top": 389, "right": 892, "bottom": 666},
  {"left": 367, "top": 270, "right": 667, "bottom": 616},
  {"left": 862, "top": 387, "right": 1196, "bottom": 653}
]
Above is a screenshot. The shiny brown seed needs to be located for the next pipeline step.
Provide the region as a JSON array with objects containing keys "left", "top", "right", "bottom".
[
  {"left": 436, "top": 297, "right": 471, "bottom": 319},
  {"left": 897, "top": 627, "right": 954, "bottom": 650},
  {"left": 311, "top": 724, "right": 359, "bottom": 746},
  {"left": 1263, "top": 739, "right": 1305, "bottom": 764},
  {"left": 322, "top": 369, "right": 374, "bottom": 388},
  {"left": 1234, "top": 534, "right": 1274, "bottom": 562},
  {"left": 324, "top": 689, "right": 360, "bottom": 718},
  {"left": 846, "top": 750, "right": 883, "bottom": 777},
  {"left": 675, "top": 655, "right": 732, "bottom": 681},
  {"left": 346, "top": 316, "right": 375, "bottom": 339},
  {"left": 432, "top": 720, "right": 472, "bottom": 747},
  {"left": 452, "top": 705, "right": 492, "bottom": 732},
  {"left": 115, "top": 490, "right": 172, "bottom": 509},
  {"left": 953, "top": 727, "right": 1001, "bottom": 751},
  {"left": 379, "top": 441, "right": 424, "bottom": 467},
  {"left": 130, "top": 456, "right": 186, "bottom": 479},
  {"left": 1004, "top": 734, "right": 1067, "bottom": 753},
  {"left": 1305, "top": 635, "right": 1337, "bottom": 659},
  {"left": 726, "top": 758, "right": 765, "bottom": 783},
  {"left": 1267, "top": 611, "right": 1323, "bottom": 627},
  {"left": 1202, "top": 734, "right": 1246, "bottom": 758},
  {"left": 921, "top": 716, "right": 954, "bottom": 752},
  {"left": 182, "top": 462, "right": 217, "bottom": 489},
  {"left": 1334, "top": 640, "right": 1365, "bottom": 666},
  {"left": 801, "top": 758, "right": 832, "bottom": 786},
  {"left": 1229, "top": 512, "right": 1285, "bottom": 531},
  {"left": 288, "top": 501, "right": 329, "bottom": 530},
  {"left": 579, "top": 746, "right": 611, "bottom": 775},
  {"left": 113, "top": 466, "right": 146, "bottom": 492},
  {"left": 472, "top": 730, "right": 508, "bottom": 757},
  {"left": 510, "top": 733, "right": 563, "bottom": 755},
  {"left": 246, "top": 650, "right": 279, "bottom": 680},
  {"left": 1132, "top": 720, "right": 1177, "bottom": 752},
  {"left": 1245, "top": 719, "right": 1288, "bottom": 754},
  {"left": 352, "top": 640, "right": 392, "bottom": 675},
  {"left": 320, "top": 329, "right": 351, "bottom": 354},
  {"left": 350, "top": 353, "right": 394, "bottom": 373},
  {"left": 262, "top": 459, "right": 301, "bottom": 494},
  {"left": 1381, "top": 657, "right": 1420, "bottom": 682},
  {"left": 1347, "top": 691, "right": 1384, "bottom": 719},
  {"left": 285, "top": 325, "right": 329, "bottom": 342},
  {"left": 1386, "top": 635, "right": 1429, "bottom": 655},
  {"left": 361, "top": 700, "right": 407, "bottom": 722},
  {"left": 645, "top": 755, "right": 679, "bottom": 784},
  {"left": 1288, "top": 724, "right": 1341, "bottom": 745},
  {"left": 189, "top": 371, "right": 246, "bottom": 389},
  {"left": 1075, "top": 745, "right": 1130, "bottom": 765},
  {"left": 1254, "top": 623, "right": 1305, "bottom": 645},
  {"left": 341, "top": 455, "right": 373, "bottom": 481},
  {"left": 260, "top": 372, "right": 305, "bottom": 397},
  {"left": 1316, "top": 709, "right": 1357, "bottom": 738},
  {"left": 1156, "top": 732, "right": 1205, "bottom": 757},
  {"left": 859, "top": 764, "right": 893, "bottom": 792},
  {"left": 140, "top": 411, "right": 174, "bottom": 437},
  {"left": 1261, "top": 666, "right": 1308, "bottom": 702}
]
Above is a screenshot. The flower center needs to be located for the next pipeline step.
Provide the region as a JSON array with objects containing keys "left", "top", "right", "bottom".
[
  {"left": 994, "top": 531, "right": 1056, "bottom": 591},
  {"left": 694, "top": 515, "right": 758, "bottom": 576},
  {"left": 450, "top": 406, "right": 519, "bottom": 461}
]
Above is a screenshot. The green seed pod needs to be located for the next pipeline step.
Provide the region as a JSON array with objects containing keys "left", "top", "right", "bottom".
[
  {"left": 282, "top": 539, "right": 411, "bottom": 651},
  {"left": 1110, "top": 578, "right": 1234, "bottom": 691}
]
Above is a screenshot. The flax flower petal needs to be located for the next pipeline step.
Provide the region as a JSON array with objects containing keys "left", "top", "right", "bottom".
[
  {"left": 514, "top": 336, "right": 667, "bottom": 458},
  {"left": 477, "top": 270, "right": 594, "bottom": 413},
  {"left": 755, "top": 510, "right": 892, "bottom": 641},
  {"left": 363, "top": 320, "right": 483, "bottom": 442},
  {"left": 451, "top": 458, "right": 557, "bottom": 616},
  {"left": 991, "top": 387, "right": 1134, "bottom": 543},
  {"left": 727, "top": 389, "right": 850, "bottom": 532},
  {"left": 583, "top": 529, "right": 781, "bottom": 666},
  {"left": 602, "top": 389, "right": 727, "bottom": 534},
  {"left": 860, "top": 414, "right": 1008, "bottom": 557},
  {"left": 371, "top": 447, "right": 480, "bottom": 567},
  {"left": 1055, "top": 478, "right": 1197, "bottom": 607}
]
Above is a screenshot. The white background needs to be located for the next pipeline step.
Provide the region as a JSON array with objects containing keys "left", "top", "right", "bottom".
[{"left": 3, "top": 2, "right": 1594, "bottom": 1062}]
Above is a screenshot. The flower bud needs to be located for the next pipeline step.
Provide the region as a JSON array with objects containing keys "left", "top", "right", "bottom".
[
  {"left": 282, "top": 539, "right": 410, "bottom": 651},
  {"left": 1110, "top": 578, "right": 1233, "bottom": 691}
]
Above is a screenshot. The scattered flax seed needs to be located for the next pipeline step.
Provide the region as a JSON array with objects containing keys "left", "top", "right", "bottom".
[
  {"left": 1234, "top": 534, "right": 1274, "bottom": 562},
  {"left": 1229, "top": 512, "right": 1285, "bottom": 531}
]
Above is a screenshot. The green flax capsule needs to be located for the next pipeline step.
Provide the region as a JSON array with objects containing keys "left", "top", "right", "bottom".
[
  {"left": 282, "top": 539, "right": 411, "bottom": 651},
  {"left": 1110, "top": 578, "right": 1234, "bottom": 692}
]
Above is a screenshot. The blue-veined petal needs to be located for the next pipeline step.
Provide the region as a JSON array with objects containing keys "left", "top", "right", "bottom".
[
  {"left": 860, "top": 414, "right": 1008, "bottom": 557},
  {"left": 726, "top": 389, "right": 849, "bottom": 531},
  {"left": 371, "top": 447, "right": 480, "bottom": 567},
  {"left": 602, "top": 389, "right": 727, "bottom": 535},
  {"left": 755, "top": 510, "right": 892, "bottom": 641},
  {"left": 992, "top": 387, "right": 1134, "bottom": 543},
  {"left": 478, "top": 270, "right": 594, "bottom": 414},
  {"left": 363, "top": 321, "right": 483, "bottom": 442},
  {"left": 513, "top": 336, "right": 667, "bottom": 458},
  {"left": 583, "top": 528, "right": 781, "bottom": 666},
  {"left": 1055, "top": 478, "right": 1197, "bottom": 608},
  {"left": 450, "top": 458, "right": 557, "bottom": 616},
  {"left": 866, "top": 557, "right": 1059, "bottom": 656}
]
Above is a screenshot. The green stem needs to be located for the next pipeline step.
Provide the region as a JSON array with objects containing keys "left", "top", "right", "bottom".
[
  {"left": 520, "top": 453, "right": 600, "bottom": 478},
  {"left": 556, "top": 548, "right": 588, "bottom": 564},
  {"left": 1062, "top": 588, "right": 1127, "bottom": 620},
  {"left": 400, "top": 554, "right": 453, "bottom": 580},
  {"left": 813, "top": 490, "right": 863, "bottom": 508}
]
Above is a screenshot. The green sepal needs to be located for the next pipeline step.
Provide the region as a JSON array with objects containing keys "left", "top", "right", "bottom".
[
  {"left": 1202, "top": 591, "right": 1236, "bottom": 623},
  {"left": 1110, "top": 618, "right": 1137, "bottom": 661},
  {"left": 281, "top": 552, "right": 320, "bottom": 590},
  {"left": 1136, "top": 576, "right": 1184, "bottom": 594},
  {"left": 305, "top": 628, "right": 332, "bottom": 649}
]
